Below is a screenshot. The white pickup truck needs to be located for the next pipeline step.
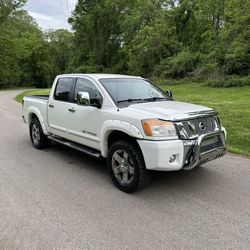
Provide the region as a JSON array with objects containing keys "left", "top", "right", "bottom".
[{"left": 22, "top": 74, "right": 227, "bottom": 192}]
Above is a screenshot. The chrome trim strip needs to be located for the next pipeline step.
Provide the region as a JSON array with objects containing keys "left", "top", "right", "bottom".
[
  {"left": 171, "top": 110, "right": 218, "bottom": 122},
  {"left": 50, "top": 124, "right": 67, "bottom": 132}
]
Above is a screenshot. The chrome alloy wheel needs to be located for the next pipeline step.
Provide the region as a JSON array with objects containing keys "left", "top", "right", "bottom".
[
  {"left": 111, "top": 149, "right": 135, "bottom": 185},
  {"left": 32, "top": 123, "right": 40, "bottom": 145}
]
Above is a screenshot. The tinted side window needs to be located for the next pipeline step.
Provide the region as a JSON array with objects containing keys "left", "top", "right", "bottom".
[
  {"left": 54, "top": 78, "right": 74, "bottom": 101},
  {"left": 74, "top": 78, "right": 100, "bottom": 105}
]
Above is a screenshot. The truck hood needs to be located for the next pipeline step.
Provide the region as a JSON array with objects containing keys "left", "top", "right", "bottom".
[{"left": 124, "top": 101, "right": 213, "bottom": 120}]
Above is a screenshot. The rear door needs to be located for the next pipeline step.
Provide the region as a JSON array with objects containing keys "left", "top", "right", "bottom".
[{"left": 48, "top": 77, "right": 75, "bottom": 138}]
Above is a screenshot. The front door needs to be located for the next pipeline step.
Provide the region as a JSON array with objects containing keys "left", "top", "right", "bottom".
[{"left": 67, "top": 77, "right": 103, "bottom": 150}]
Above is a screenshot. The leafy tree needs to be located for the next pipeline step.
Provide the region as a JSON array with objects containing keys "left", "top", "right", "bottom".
[
  {"left": 0, "top": 0, "right": 249, "bottom": 88},
  {"left": 0, "top": 9, "right": 51, "bottom": 88},
  {"left": 69, "top": 0, "right": 126, "bottom": 71},
  {"left": 0, "top": 33, "right": 20, "bottom": 88},
  {"left": 45, "top": 29, "right": 74, "bottom": 79},
  {"left": 0, "top": 0, "right": 26, "bottom": 24}
]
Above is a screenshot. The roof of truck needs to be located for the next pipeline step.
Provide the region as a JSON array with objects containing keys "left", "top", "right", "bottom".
[{"left": 57, "top": 73, "right": 142, "bottom": 81}]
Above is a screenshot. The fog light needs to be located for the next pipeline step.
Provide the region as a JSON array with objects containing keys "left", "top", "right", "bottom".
[{"left": 169, "top": 154, "right": 176, "bottom": 163}]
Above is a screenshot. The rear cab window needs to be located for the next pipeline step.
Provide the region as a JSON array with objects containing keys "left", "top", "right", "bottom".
[{"left": 54, "top": 77, "right": 75, "bottom": 102}]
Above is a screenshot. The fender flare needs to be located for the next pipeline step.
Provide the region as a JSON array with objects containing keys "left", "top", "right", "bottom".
[
  {"left": 100, "top": 120, "right": 143, "bottom": 157},
  {"left": 27, "top": 107, "right": 49, "bottom": 135}
]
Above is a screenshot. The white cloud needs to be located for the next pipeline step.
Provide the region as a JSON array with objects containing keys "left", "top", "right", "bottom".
[
  {"left": 25, "top": 0, "right": 77, "bottom": 30},
  {"left": 28, "top": 11, "right": 69, "bottom": 30}
]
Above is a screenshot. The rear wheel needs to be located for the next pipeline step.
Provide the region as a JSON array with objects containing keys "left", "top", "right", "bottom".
[
  {"left": 29, "top": 118, "right": 50, "bottom": 149},
  {"left": 107, "top": 140, "right": 150, "bottom": 193}
]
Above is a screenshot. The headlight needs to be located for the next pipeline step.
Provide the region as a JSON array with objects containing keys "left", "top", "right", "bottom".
[{"left": 142, "top": 119, "right": 177, "bottom": 137}]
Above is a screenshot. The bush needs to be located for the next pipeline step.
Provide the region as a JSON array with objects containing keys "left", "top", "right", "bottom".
[
  {"left": 73, "top": 64, "right": 105, "bottom": 73},
  {"left": 207, "top": 75, "right": 250, "bottom": 87},
  {"left": 157, "top": 50, "right": 200, "bottom": 78}
]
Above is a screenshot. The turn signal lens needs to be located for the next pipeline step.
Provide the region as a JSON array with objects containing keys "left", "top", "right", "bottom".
[{"left": 142, "top": 119, "right": 176, "bottom": 137}]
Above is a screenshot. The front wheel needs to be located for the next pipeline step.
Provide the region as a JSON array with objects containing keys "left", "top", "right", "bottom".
[
  {"left": 29, "top": 118, "right": 50, "bottom": 149},
  {"left": 107, "top": 140, "right": 150, "bottom": 193}
]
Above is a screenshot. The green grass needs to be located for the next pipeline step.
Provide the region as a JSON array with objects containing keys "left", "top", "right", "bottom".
[
  {"left": 15, "top": 89, "right": 50, "bottom": 103},
  {"left": 161, "top": 83, "right": 250, "bottom": 156},
  {"left": 15, "top": 85, "right": 250, "bottom": 156}
]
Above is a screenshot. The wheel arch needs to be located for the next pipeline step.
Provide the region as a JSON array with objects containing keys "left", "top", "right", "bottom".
[
  {"left": 100, "top": 120, "right": 144, "bottom": 158},
  {"left": 27, "top": 107, "right": 48, "bottom": 135}
]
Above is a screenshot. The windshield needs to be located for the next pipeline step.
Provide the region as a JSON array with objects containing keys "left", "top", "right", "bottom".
[{"left": 99, "top": 78, "right": 170, "bottom": 106}]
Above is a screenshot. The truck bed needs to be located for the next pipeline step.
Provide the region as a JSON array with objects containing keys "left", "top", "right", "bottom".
[
  {"left": 29, "top": 95, "right": 49, "bottom": 100},
  {"left": 22, "top": 95, "right": 49, "bottom": 126}
]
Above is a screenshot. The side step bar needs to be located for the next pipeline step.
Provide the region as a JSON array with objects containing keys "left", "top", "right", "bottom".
[{"left": 48, "top": 136, "right": 102, "bottom": 159}]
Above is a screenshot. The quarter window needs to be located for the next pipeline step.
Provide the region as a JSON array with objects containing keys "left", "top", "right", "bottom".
[{"left": 54, "top": 78, "right": 74, "bottom": 101}]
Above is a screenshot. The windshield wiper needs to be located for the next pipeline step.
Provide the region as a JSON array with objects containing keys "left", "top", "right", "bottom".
[
  {"left": 143, "top": 97, "right": 168, "bottom": 101},
  {"left": 117, "top": 98, "right": 143, "bottom": 103},
  {"left": 117, "top": 97, "right": 169, "bottom": 104}
]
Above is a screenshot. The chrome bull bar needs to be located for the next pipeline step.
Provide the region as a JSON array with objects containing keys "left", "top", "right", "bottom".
[{"left": 182, "top": 129, "right": 227, "bottom": 170}]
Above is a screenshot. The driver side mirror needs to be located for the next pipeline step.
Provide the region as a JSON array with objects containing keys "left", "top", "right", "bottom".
[
  {"left": 166, "top": 90, "right": 173, "bottom": 98},
  {"left": 77, "top": 91, "right": 103, "bottom": 108},
  {"left": 77, "top": 92, "right": 90, "bottom": 106}
]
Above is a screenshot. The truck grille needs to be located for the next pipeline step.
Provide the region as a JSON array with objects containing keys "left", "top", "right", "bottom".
[
  {"left": 176, "top": 116, "right": 220, "bottom": 139},
  {"left": 200, "top": 135, "right": 222, "bottom": 153}
]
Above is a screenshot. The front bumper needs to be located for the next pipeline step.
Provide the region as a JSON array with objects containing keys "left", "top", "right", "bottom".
[
  {"left": 182, "top": 129, "right": 226, "bottom": 170},
  {"left": 137, "top": 129, "right": 226, "bottom": 171}
]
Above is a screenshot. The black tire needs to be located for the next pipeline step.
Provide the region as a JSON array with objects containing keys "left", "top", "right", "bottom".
[
  {"left": 107, "top": 140, "right": 151, "bottom": 193},
  {"left": 29, "top": 118, "right": 50, "bottom": 149}
]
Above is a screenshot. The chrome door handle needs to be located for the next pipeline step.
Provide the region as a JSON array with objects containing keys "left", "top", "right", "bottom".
[
  {"left": 68, "top": 108, "right": 75, "bottom": 113},
  {"left": 49, "top": 103, "right": 54, "bottom": 108}
]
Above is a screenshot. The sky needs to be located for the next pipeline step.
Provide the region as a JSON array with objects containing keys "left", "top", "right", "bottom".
[{"left": 25, "top": 0, "right": 78, "bottom": 30}]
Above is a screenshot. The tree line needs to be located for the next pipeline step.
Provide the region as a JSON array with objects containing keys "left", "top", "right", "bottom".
[{"left": 0, "top": 0, "right": 249, "bottom": 89}]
